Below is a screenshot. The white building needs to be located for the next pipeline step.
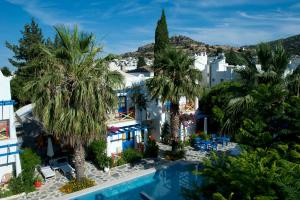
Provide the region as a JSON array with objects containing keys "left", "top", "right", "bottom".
[
  {"left": 106, "top": 63, "right": 162, "bottom": 157},
  {"left": 209, "top": 53, "right": 243, "bottom": 87},
  {"left": 0, "top": 71, "right": 21, "bottom": 180},
  {"left": 285, "top": 55, "right": 300, "bottom": 76}
]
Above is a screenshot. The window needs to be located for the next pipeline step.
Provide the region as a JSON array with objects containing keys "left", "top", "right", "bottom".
[{"left": 0, "top": 120, "right": 9, "bottom": 140}]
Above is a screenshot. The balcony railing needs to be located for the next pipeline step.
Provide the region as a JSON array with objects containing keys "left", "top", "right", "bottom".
[{"left": 107, "top": 111, "right": 135, "bottom": 124}]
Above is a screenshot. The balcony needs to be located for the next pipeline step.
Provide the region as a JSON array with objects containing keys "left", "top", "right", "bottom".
[{"left": 107, "top": 110, "right": 136, "bottom": 125}]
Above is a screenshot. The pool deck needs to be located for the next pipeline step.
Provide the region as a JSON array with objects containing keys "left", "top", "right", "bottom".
[{"left": 15, "top": 142, "right": 237, "bottom": 200}]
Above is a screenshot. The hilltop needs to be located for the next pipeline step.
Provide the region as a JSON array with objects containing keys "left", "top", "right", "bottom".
[
  {"left": 121, "top": 35, "right": 239, "bottom": 58},
  {"left": 244, "top": 34, "right": 300, "bottom": 56},
  {"left": 121, "top": 34, "right": 300, "bottom": 59}
]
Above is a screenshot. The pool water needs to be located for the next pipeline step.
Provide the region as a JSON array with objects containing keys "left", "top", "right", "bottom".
[{"left": 73, "top": 162, "right": 201, "bottom": 200}]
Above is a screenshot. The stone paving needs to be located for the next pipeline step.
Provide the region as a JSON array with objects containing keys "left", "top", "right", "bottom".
[{"left": 15, "top": 142, "right": 237, "bottom": 200}]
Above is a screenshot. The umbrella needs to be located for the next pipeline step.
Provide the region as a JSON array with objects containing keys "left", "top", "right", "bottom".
[
  {"left": 204, "top": 117, "right": 208, "bottom": 134},
  {"left": 47, "top": 137, "right": 54, "bottom": 159}
]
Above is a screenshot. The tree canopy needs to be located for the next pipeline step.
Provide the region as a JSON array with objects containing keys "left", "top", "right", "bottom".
[
  {"left": 154, "top": 9, "right": 169, "bottom": 67},
  {"left": 0, "top": 66, "right": 12, "bottom": 76},
  {"left": 27, "top": 25, "right": 123, "bottom": 180}
]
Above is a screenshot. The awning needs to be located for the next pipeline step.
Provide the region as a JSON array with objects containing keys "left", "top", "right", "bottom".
[{"left": 108, "top": 124, "right": 147, "bottom": 136}]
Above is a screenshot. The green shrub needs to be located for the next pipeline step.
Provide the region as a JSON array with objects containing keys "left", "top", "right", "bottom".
[
  {"left": 190, "top": 133, "right": 198, "bottom": 146},
  {"left": 115, "top": 157, "right": 127, "bottom": 166},
  {"left": 0, "top": 188, "right": 13, "bottom": 198},
  {"left": 161, "top": 122, "right": 171, "bottom": 144},
  {"left": 8, "top": 148, "right": 41, "bottom": 194},
  {"left": 123, "top": 148, "right": 143, "bottom": 164},
  {"left": 59, "top": 178, "right": 96, "bottom": 194},
  {"left": 144, "top": 139, "right": 159, "bottom": 158},
  {"left": 164, "top": 150, "right": 186, "bottom": 161},
  {"left": 89, "top": 140, "right": 111, "bottom": 169}
]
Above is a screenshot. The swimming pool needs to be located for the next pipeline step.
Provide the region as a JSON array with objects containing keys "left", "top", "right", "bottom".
[{"left": 73, "top": 162, "right": 201, "bottom": 200}]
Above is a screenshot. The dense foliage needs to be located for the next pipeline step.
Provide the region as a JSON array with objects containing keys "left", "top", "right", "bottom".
[
  {"left": 144, "top": 138, "right": 159, "bottom": 158},
  {"left": 185, "top": 44, "right": 300, "bottom": 200},
  {"left": 137, "top": 56, "right": 146, "bottom": 68},
  {"left": 0, "top": 66, "right": 11, "bottom": 76},
  {"left": 147, "top": 47, "right": 202, "bottom": 152},
  {"left": 8, "top": 148, "right": 41, "bottom": 194},
  {"left": 122, "top": 148, "right": 143, "bottom": 164},
  {"left": 89, "top": 140, "right": 112, "bottom": 169},
  {"left": 161, "top": 121, "right": 171, "bottom": 144},
  {"left": 225, "top": 49, "right": 245, "bottom": 66},
  {"left": 199, "top": 82, "right": 244, "bottom": 133},
  {"left": 6, "top": 19, "right": 45, "bottom": 105},
  {"left": 27, "top": 25, "right": 123, "bottom": 180}
]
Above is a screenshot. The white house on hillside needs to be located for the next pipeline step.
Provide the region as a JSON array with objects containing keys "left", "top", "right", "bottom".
[{"left": 0, "top": 71, "right": 21, "bottom": 180}]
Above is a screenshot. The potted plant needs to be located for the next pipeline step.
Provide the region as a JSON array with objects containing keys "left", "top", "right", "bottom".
[{"left": 34, "top": 175, "right": 43, "bottom": 188}]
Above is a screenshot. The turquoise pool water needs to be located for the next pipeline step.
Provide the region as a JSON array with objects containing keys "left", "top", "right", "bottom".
[{"left": 73, "top": 162, "right": 201, "bottom": 200}]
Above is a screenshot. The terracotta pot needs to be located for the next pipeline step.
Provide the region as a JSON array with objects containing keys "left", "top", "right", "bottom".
[{"left": 34, "top": 181, "right": 42, "bottom": 188}]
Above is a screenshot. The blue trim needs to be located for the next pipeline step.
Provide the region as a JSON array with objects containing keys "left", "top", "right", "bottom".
[
  {"left": 0, "top": 143, "right": 20, "bottom": 149},
  {"left": 0, "top": 100, "right": 16, "bottom": 106},
  {"left": 0, "top": 150, "right": 21, "bottom": 157},
  {"left": 108, "top": 124, "right": 147, "bottom": 136}
]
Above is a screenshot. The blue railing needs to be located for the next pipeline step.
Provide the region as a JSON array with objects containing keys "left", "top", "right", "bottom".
[{"left": 0, "top": 143, "right": 21, "bottom": 157}]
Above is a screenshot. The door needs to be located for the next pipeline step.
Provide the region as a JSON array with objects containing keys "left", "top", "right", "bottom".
[
  {"left": 122, "top": 131, "right": 134, "bottom": 151},
  {"left": 118, "top": 96, "right": 127, "bottom": 113}
]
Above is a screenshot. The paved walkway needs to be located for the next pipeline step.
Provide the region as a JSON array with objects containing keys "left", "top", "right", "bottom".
[{"left": 15, "top": 142, "right": 237, "bottom": 200}]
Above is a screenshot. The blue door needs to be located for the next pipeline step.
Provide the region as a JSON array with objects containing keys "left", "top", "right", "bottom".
[
  {"left": 122, "top": 131, "right": 134, "bottom": 151},
  {"left": 118, "top": 96, "right": 127, "bottom": 113}
]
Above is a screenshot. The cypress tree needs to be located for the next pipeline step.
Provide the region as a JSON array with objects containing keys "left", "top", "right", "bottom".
[
  {"left": 137, "top": 56, "right": 146, "bottom": 68},
  {"left": 154, "top": 9, "right": 169, "bottom": 67}
]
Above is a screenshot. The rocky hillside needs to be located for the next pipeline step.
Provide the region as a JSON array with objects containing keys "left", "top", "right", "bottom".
[
  {"left": 244, "top": 34, "right": 300, "bottom": 56},
  {"left": 121, "top": 35, "right": 239, "bottom": 58},
  {"left": 121, "top": 34, "right": 300, "bottom": 59}
]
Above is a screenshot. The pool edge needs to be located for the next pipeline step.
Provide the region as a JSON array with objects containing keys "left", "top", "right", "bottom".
[{"left": 57, "top": 167, "right": 157, "bottom": 200}]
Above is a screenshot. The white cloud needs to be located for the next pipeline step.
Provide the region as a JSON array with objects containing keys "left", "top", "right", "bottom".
[{"left": 5, "top": 0, "right": 87, "bottom": 27}]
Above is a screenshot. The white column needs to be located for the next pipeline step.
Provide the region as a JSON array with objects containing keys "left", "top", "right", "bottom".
[
  {"left": 143, "top": 129, "right": 148, "bottom": 150},
  {"left": 195, "top": 97, "right": 199, "bottom": 110},
  {"left": 134, "top": 131, "right": 137, "bottom": 149},
  {"left": 15, "top": 153, "right": 21, "bottom": 176},
  {"left": 106, "top": 135, "right": 111, "bottom": 157}
]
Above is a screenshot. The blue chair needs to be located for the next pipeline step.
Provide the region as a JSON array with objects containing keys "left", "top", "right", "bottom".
[
  {"left": 196, "top": 143, "right": 206, "bottom": 151},
  {"left": 211, "top": 133, "right": 217, "bottom": 142},
  {"left": 211, "top": 142, "right": 218, "bottom": 151},
  {"left": 217, "top": 135, "right": 230, "bottom": 147}
]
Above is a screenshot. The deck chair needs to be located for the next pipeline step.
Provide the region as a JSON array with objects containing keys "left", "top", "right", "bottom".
[
  {"left": 49, "top": 157, "right": 75, "bottom": 176},
  {"left": 39, "top": 166, "right": 56, "bottom": 180}
]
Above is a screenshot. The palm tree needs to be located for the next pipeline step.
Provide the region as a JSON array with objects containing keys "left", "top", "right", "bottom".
[
  {"left": 146, "top": 47, "right": 202, "bottom": 152},
  {"left": 27, "top": 26, "right": 123, "bottom": 180},
  {"left": 130, "top": 84, "right": 148, "bottom": 123},
  {"left": 222, "top": 43, "right": 297, "bottom": 145}
]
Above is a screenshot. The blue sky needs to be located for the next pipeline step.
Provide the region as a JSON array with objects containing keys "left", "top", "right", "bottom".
[{"left": 1, "top": 0, "right": 300, "bottom": 69}]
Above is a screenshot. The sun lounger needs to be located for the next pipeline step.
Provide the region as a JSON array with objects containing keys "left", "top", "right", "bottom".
[
  {"left": 49, "top": 157, "right": 75, "bottom": 176},
  {"left": 39, "top": 166, "right": 56, "bottom": 180}
]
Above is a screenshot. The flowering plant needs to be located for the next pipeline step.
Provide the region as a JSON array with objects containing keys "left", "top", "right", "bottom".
[{"left": 107, "top": 126, "right": 120, "bottom": 132}]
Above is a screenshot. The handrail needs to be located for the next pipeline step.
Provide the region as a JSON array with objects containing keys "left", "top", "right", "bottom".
[
  {"left": 0, "top": 150, "right": 21, "bottom": 157},
  {"left": 0, "top": 143, "right": 20, "bottom": 149}
]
